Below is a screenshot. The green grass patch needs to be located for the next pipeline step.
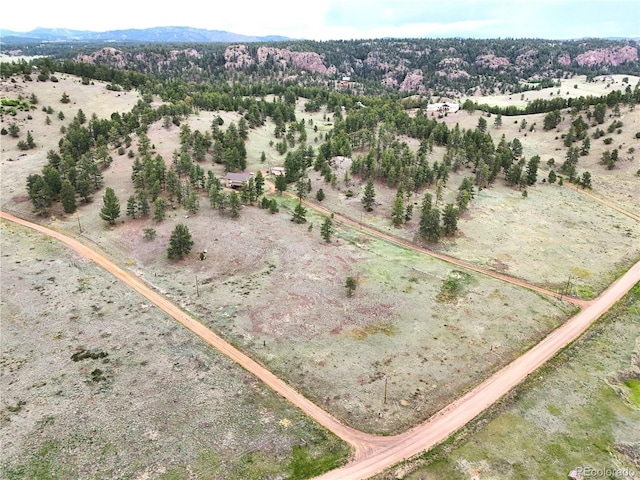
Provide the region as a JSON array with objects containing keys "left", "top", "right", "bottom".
[
  {"left": 4, "top": 441, "right": 62, "bottom": 480},
  {"left": 436, "top": 270, "right": 474, "bottom": 303},
  {"left": 623, "top": 378, "right": 640, "bottom": 407},
  {"left": 287, "top": 444, "right": 350, "bottom": 480},
  {"left": 546, "top": 404, "right": 562, "bottom": 416}
]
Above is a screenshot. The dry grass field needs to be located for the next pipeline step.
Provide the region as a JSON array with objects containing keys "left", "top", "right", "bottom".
[
  {"left": 0, "top": 221, "right": 349, "bottom": 479},
  {"left": 1, "top": 72, "right": 638, "bottom": 475},
  {"left": 389, "top": 283, "right": 640, "bottom": 480}
]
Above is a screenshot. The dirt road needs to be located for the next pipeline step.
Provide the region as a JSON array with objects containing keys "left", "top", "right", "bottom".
[
  {"left": 268, "top": 182, "right": 590, "bottom": 308},
  {"left": 3, "top": 209, "right": 638, "bottom": 480},
  {"left": 0, "top": 211, "right": 382, "bottom": 459},
  {"left": 314, "top": 259, "right": 640, "bottom": 479}
]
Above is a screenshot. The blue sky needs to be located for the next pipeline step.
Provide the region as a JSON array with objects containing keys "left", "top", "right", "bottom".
[{"left": 1, "top": 0, "right": 638, "bottom": 40}]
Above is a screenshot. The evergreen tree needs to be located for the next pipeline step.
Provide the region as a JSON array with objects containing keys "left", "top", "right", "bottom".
[
  {"left": 477, "top": 116, "right": 487, "bottom": 133},
  {"left": 345, "top": 276, "right": 357, "bottom": 297},
  {"left": 167, "top": 224, "right": 194, "bottom": 259},
  {"left": 100, "top": 187, "right": 121, "bottom": 225},
  {"left": 275, "top": 174, "right": 287, "bottom": 194},
  {"left": 185, "top": 191, "right": 200, "bottom": 214},
  {"left": 580, "top": 137, "right": 591, "bottom": 156},
  {"left": 361, "top": 178, "right": 376, "bottom": 211},
  {"left": 424, "top": 208, "right": 441, "bottom": 242},
  {"left": 228, "top": 191, "right": 241, "bottom": 218},
  {"left": 391, "top": 190, "right": 404, "bottom": 227},
  {"left": 442, "top": 203, "right": 459, "bottom": 236},
  {"left": 316, "top": 188, "right": 325, "bottom": 201},
  {"left": 26, "top": 130, "right": 35, "bottom": 149},
  {"left": 153, "top": 198, "right": 167, "bottom": 222},
  {"left": 320, "top": 217, "right": 334, "bottom": 242},
  {"left": 137, "top": 190, "right": 150, "bottom": 216},
  {"left": 525, "top": 155, "right": 540, "bottom": 186},
  {"left": 217, "top": 192, "right": 228, "bottom": 215},
  {"left": 548, "top": 170, "right": 557, "bottom": 183},
  {"left": 126, "top": 195, "right": 137, "bottom": 218},
  {"left": 60, "top": 179, "right": 76, "bottom": 214},
  {"left": 26, "top": 174, "right": 52, "bottom": 216},
  {"left": 254, "top": 170, "right": 265, "bottom": 196},
  {"left": 292, "top": 201, "right": 307, "bottom": 224},
  {"left": 580, "top": 171, "right": 592, "bottom": 189}
]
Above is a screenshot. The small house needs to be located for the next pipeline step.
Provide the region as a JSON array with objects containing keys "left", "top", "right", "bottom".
[
  {"left": 224, "top": 172, "right": 253, "bottom": 188},
  {"left": 270, "top": 166, "right": 286, "bottom": 176}
]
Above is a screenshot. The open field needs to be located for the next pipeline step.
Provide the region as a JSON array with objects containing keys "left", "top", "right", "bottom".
[
  {"left": 308, "top": 162, "right": 640, "bottom": 300},
  {"left": 0, "top": 73, "right": 576, "bottom": 434},
  {"left": 0, "top": 220, "right": 350, "bottom": 479},
  {"left": 388, "top": 283, "right": 640, "bottom": 480},
  {"left": 1, "top": 71, "right": 639, "bottom": 477}
]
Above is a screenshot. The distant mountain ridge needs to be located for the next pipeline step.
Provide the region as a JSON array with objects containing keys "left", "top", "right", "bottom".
[{"left": 0, "top": 26, "right": 291, "bottom": 43}]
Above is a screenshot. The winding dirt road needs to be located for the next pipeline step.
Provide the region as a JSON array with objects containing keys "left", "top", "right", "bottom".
[{"left": 2, "top": 209, "right": 639, "bottom": 480}]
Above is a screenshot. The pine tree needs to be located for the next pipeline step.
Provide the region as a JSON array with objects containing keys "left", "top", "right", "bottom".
[
  {"left": 126, "top": 195, "right": 137, "bottom": 218},
  {"left": 425, "top": 208, "right": 441, "bottom": 242},
  {"left": 320, "top": 217, "right": 334, "bottom": 242},
  {"left": 137, "top": 190, "right": 150, "bottom": 216},
  {"left": 228, "top": 191, "right": 241, "bottom": 218},
  {"left": 391, "top": 190, "right": 404, "bottom": 227},
  {"left": 525, "top": 155, "right": 540, "bottom": 186},
  {"left": 153, "top": 198, "right": 167, "bottom": 222},
  {"left": 345, "top": 276, "right": 357, "bottom": 297},
  {"left": 60, "top": 179, "right": 76, "bottom": 214},
  {"left": 185, "top": 191, "right": 199, "bottom": 214},
  {"left": 99, "top": 187, "right": 121, "bottom": 225},
  {"left": 442, "top": 203, "right": 459, "bottom": 236},
  {"left": 361, "top": 178, "right": 375, "bottom": 211},
  {"left": 167, "top": 224, "right": 194, "bottom": 259},
  {"left": 254, "top": 170, "right": 264, "bottom": 196},
  {"left": 292, "top": 201, "right": 307, "bottom": 224},
  {"left": 275, "top": 174, "right": 287, "bottom": 194}
]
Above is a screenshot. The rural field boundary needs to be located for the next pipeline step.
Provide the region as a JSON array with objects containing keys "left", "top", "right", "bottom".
[{"left": 3, "top": 209, "right": 639, "bottom": 480}]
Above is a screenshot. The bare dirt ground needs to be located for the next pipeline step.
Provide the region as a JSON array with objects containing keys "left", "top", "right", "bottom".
[{"left": 0, "top": 220, "right": 349, "bottom": 479}]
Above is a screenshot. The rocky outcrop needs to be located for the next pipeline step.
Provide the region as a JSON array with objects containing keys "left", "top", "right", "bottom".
[
  {"left": 223, "top": 45, "right": 335, "bottom": 75},
  {"left": 557, "top": 53, "right": 571, "bottom": 66},
  {"left": 516, "top": 49, "right": 538, "bottom": 68},
  {"left": 224, "top": 44, "right": 254, "bottom": 69},
  {"left": 399, "top": 70, "right": 426, "bottom": 93},
  {"left": 575, "top": 46, "right": 638, "bottom": 67},
  {"left": 475, "top": 54, "right": 510, "bottom": 69},
  {"left": 76, "top": 47, "right": 128, "bottom": 68}
]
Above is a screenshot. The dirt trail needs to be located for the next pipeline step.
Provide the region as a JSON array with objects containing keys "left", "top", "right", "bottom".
[
  {"left": 564, "top": 182, "right": 640, "bottom": 222},
  {"left": 3, "top": 209, "right": 639, "bottom": 480},
  {"left": 268, "top": 181, "right": 591, "bottom": 308}
]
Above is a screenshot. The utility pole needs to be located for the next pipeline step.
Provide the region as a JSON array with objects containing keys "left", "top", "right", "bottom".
[
  {"left": 563, "top": 274, "right": 572, "bottom": 299},
  {"left": 383, "top": 375, "right": 388, "bottom": 404},
  {"left": 195, "top": 275, "right": 199, "bottom": 297}
]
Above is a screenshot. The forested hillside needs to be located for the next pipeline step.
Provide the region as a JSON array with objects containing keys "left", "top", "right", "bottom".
[{"left": 3, "top": 38, "right": 638, "bottom": 96}]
